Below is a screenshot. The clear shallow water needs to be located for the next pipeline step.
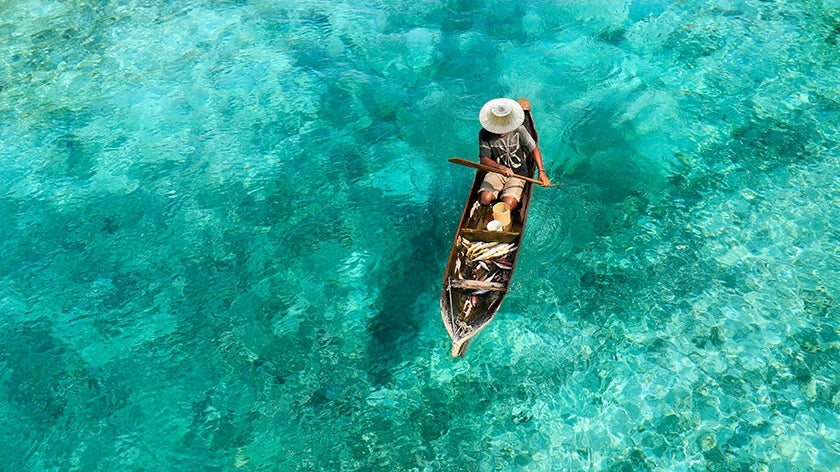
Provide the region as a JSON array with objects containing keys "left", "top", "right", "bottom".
[{"left": 1, "top": 0, "right": 839, "bottom": 470}]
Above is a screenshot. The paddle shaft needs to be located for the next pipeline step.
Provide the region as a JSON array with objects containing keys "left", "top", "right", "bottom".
[{"left": 448, "top": 158, "right": 549, "bottom": 186}]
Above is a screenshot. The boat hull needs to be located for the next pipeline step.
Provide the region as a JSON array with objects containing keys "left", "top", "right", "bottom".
[{"left": 440, "top": 98, "right": 539, "bottom": 357}]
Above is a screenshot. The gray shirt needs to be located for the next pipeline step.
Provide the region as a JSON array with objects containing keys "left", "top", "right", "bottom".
[{"left": 478, "top": 125, "right": 536, "bottom": 177}]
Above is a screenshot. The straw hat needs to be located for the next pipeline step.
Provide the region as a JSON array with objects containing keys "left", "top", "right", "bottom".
[{"left": 479, "top": 98, "right": 524, "bottom": 134}]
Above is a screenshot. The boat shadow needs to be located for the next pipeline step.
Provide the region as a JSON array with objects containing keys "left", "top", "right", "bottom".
[{"left": 364, "top": 190, "right": 455, "bottom": 386}]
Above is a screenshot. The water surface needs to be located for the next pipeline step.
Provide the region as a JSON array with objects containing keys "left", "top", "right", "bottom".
[{"left": 1, "top": 0, "right": 839, "bottom": 470}]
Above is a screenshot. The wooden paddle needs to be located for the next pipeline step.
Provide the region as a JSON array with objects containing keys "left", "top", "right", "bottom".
[{"left": 448, "top": 157, "right": 555, "bottom": 186}]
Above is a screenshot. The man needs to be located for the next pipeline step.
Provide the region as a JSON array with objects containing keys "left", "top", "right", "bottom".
[{"left": 477, "top": 98, "right": 551, "bottom": 211}]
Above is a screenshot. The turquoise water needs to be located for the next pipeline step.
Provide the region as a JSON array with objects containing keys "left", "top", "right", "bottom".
[{"left": 2, "top": 0, "right": 839, "bottom": 469}]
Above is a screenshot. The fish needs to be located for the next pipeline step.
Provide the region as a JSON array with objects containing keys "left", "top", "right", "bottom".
[
  {"left": 466, "top": 241, "right": 498, "bottom": 259},
  {"left": 494, "top": 260, "right": 513, "bottom": 270},
  {"left": 470, "top": 242, "right": 505, "bottom": 259},
  {"left": 473, "top": 243, "right": 517, "bottom": 262}
]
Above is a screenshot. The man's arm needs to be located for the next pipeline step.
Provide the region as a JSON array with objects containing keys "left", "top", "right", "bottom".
[{"left": 531, "top": 146, "right": 552, "bottom": 186}]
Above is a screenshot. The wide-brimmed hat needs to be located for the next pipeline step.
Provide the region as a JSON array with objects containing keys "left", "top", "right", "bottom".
[{"left": 479, "top": 98, "right": 524, "bottom": 134}]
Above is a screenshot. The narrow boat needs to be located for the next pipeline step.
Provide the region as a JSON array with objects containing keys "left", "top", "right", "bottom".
[{"left": 440, "top": 98, "right": 540, "bottom": 357}]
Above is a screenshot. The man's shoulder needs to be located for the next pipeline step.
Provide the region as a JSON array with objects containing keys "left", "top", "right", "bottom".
[{"left": 517, "top": 126, "right": 536, "bottom": 146}]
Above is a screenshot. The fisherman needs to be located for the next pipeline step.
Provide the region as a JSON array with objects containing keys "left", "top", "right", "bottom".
[{"left": 477, "top": 98, "right": 551, "bottom": 211}]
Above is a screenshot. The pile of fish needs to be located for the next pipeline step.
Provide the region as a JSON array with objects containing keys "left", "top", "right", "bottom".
[
  {"left": 463, "top": 239, "right": 517, "bottom": 261},
  {"left": 452, "top": 237, "right": 517, "bottom": 287}
]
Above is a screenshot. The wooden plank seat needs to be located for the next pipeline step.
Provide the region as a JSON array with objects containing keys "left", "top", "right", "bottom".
[
  {"left": 460, "top": 228, "right": 520, "bottom": 244},
  {"left": 448, "top": 278, "right": 507, "bottom": 292}
]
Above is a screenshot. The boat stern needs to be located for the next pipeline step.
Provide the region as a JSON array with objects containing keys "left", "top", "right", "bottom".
[{"left": 451, "top": 339, "right": 470, "bottom": 357}]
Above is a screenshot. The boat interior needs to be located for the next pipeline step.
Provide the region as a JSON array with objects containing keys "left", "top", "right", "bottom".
[{"left": 461, "top": 220, "right": 521, "bottom": 244}]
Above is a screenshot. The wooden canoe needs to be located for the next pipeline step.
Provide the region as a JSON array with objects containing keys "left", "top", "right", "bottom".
[{"left": 440, "top": 98, "right": 540, "bottom": 357}]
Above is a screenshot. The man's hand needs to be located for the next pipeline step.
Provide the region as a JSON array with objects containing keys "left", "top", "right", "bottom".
[{"left": 538, "top": 172, "right": 552, "bottom": 187}]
